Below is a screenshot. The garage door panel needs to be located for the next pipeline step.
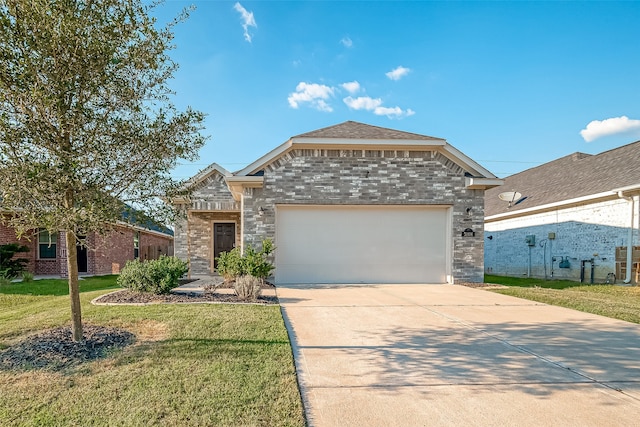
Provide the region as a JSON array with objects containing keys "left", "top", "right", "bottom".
[{"left": 275, "top": 205, "right": 448, "bottom": 284}]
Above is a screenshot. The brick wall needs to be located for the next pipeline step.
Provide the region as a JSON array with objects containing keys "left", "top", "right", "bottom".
[
  {"left": 34, "top": 229, "right": 62, "bottom": 275},
  {"left": 242, "top": 149, "right": 486, "bottom": 283},
  {"left": 3, "top": 217, "right": 173, "bottom": 277},
  {"left": 485, "top": 196, "right": 640, "bottom": 282},
  {"left": 140, "top": 231, "right": 173, "bottom": 259},
  {"left": 61, "top": 227, "right": 173, "bottom": 276},
  {"left": 0, "top": 221, "right": 37, "bottom": 274},
  {"left": 173, "top": 170, "right": 240, "bottom": 275},
  {"left": 190, "top": 172, "right": 240, "bottom": 211},
  {"left": 181, "top": 212, "right": 240, "bottom": 275},
  {"left": 92, "top": 227, "right": 134, "bottom": 275}
]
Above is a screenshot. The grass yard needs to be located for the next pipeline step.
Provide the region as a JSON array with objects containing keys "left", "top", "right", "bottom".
[
  {"left": 485, "top": 274, "right": 640, "bottom": 324},
  {"left": 0, "top": 276, "right": 305, "bottom": 426}
]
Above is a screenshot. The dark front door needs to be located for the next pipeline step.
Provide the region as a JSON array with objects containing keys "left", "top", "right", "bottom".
[
  {"left": 214, "top": 223, "right": 235, "bottom": 269},
  {"left": 76, "top": 236, "right": 88, "bottom": 273}
]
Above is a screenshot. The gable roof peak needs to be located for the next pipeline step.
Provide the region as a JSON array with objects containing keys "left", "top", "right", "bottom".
[
  {"left": 293, "top": 121, "right": 444, "bottom": 141},
  {"left": 181, "top": 162, "right": 230, "bottom": 190}
]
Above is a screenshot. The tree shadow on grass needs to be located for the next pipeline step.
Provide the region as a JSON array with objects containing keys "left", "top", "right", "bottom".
[{"left": 0, "top": 276, "right": 119, "bottom": 296}]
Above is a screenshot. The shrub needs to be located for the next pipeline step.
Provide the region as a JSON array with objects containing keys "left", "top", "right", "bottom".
[
  {"left": 0, "top": 276, "right": 11, "bottom": 287},
  {"left": 234, "top": 275, "right": 262, "bottom": 301},
  {"left": 215, "top": 239, "right": 275, "bottom": 282},
  {"left": 216, "top": 248, "right": 244, "bottom": 282},
  {"left": 21, "top": 271, "right": 34, "bottom": 283},
  {"left": 243, "top": 239, "right": 275, "bottom": 280},
  {"left": 0, "top": 243, "right": 30, "bottom": 279},
  {"left": 118, "top": 256, "right": 188, "bottom": 294}
]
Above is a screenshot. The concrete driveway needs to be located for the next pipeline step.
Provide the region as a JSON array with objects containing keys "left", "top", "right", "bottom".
[{"left": 276, "top": 284, "right": 640, "bottom": 427}]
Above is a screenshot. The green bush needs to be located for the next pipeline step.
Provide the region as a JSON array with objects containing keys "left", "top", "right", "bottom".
[
  {"left": 21, "top": 271, "right": 34, "bottom": 283},
  {"left": 215, "top": 239, "right": 275, "bottom": 282},
  {"left": 216, "top": 248, "right": 244, "bottom": 282},
  {"left": 234, "top": 275, "right": 262, "bottom": 301},
  {"left": 118, "top": 256, "right": 188, "bottom": 294},
  {"left": 0, "top": 243, "right": 30, "bottom": 279}
]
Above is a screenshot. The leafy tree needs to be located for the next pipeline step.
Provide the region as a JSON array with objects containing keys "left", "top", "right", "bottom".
[
  {"left": 0, "top": 243, "right": 29, "bottom": 279},
  {"left": 0, "top": 0, "right": 206, "bottom": 341}
]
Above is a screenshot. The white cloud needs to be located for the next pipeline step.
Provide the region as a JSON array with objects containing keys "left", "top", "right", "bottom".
[
  {"left": 341, "top": 81, "right": 361, "bottom": 94},
  {"left": 343, "top": 96, "right": 382, "bottom": 111},
  {"left": 342, "top": 96, "right": 416, "bottom": 119},
  {"left": 343, "top": 95, "right": 414, "bottom": 118},
  {"left": 386, "top": 65, "right": 411, "bottom": 81},
  {"left": 580, "top": 116, "right": 640, "bottom": 142},
  {"left": 233, "top": 2, "right": 257, "bottom": 43},
  {"left": 374, "top": 106, "right": 415, "bottom": 118},
  {"left": 288, "top": 82, "right": 335, "bottom": 112},
  {"left": 340, "top": 37, "right": 353, "bottom": 48}
]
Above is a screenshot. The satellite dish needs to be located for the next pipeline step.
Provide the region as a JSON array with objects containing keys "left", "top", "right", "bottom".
[
  {"left": 498, "top": 191, "right": 522, "bottom": 202},
  {"left": 498, "top": 191, "right": 523, "bottom": 208}
]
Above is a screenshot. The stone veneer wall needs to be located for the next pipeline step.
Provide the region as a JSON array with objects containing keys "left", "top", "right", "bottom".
[
  {"left": 242, "top": 149, "right": 486, "bottom": 283},
  {"left": 175, "top": 212, "right": 240, "bottom": 275},
  {"left": 174, "top": 170, "right": 241, "bottom": 275},
  {"left": 485, "top": 197, "right": 640, "bottom": 282}
]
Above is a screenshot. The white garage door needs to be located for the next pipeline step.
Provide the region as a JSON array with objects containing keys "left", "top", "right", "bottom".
[{"left": 275, "top": 205, "right": 450, "bottom": 284}]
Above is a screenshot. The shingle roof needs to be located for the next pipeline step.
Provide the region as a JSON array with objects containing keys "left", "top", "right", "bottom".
[
  {"left": 485, "top": 140, "right": 640, "bottom": 217},
  {"left": 293, "top": 121, "right": 444, "bottom": 141}
]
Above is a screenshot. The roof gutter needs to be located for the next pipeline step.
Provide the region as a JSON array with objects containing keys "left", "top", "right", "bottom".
[
  {"left": 225, "top": 176, "right": 264, "bottom": 202},
  {"left": 486, "top": 190, "right": 621, "bottom": 222},
  {"left": 465, "top": 177, "right": 504, "bottom": 190},
  {"left": 617, "top": 191, "right": 634, "bottom": 284}
]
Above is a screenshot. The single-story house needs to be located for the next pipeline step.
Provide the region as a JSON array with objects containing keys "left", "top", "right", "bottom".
[
  {"left": 174, "top": 121, "right": 502, "bottom": 284},
  {"left": 484, "top": 140, "right": 640, "bottom": 283},
  {"left": 0, "top": 218, "right": 173, "bottom": 277}
]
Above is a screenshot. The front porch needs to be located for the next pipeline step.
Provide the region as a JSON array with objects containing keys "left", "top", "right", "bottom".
[{"left": 183, "top": 211, "right": 241, "bottom": 276}]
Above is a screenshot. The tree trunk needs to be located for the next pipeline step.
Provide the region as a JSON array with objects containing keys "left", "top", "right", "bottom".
[
  {"left": 64, "top": 189, "right": 83, "bottom": 342},
  {"left": 66, "top": 230, "right": 83, "bottom": 341}
]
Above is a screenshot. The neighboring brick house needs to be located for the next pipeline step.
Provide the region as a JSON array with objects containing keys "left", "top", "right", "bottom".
[
  {"left": 174, "top": 121, "right": 502, "bottom": 284},
  {"left": 0, "top": 218, "right": 173, "bottom": 277},
  {"left": 485, "top": 141, "right": 640, "bottom": 283}
]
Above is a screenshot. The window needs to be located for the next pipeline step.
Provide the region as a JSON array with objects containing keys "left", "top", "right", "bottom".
[
  {"left": 38, "top": 229, "right": 58, "bottom": 259},
  {"left": 134, "top": 231, "right": 140, "bottom": 259}
]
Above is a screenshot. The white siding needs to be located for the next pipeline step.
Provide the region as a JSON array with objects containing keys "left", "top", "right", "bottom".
[{"left": 485, "top": 197, "right": 639, "bottom": 281}]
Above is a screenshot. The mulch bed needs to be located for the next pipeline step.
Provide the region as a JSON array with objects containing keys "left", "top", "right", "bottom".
[
  {"left": 94, "top": 289, "right": 278, "bottom": 305},
  {"left": 0, "top": 325, "right": 135, "bottom": 371}
]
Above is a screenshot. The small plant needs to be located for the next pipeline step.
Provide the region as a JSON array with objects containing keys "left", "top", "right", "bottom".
[
  {"left": 0, "top": 243, "right": 30, "bottom": 279},
  {"left": 0, "top": 276, "right": 11, "bottom": 287},
  {"left": 118, "top": 256, "right": 188, "bottom": 294},
  {"left": 234, "top": 275, "right": 262, "bottom": 301},
  {"left": 216, "top": 248, "right": 244, "bottom": 282},
  {"left": 243, "top": 239, "right": 275, "bottom": 280},
  {"left": 215, "top": 239, "right": 275, "bottom": 282},
  {"left": 21, "top": 271, "right": 34, "bottom": 283}
]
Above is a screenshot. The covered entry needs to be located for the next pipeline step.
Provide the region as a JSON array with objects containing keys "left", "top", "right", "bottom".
[{"left": 275, "top": 205, "right": 450, "bottom": 284}]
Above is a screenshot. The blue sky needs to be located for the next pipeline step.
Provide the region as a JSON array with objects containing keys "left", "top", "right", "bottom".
[{"left": 153, "top": 1, "right": 640, "bottom": 180}]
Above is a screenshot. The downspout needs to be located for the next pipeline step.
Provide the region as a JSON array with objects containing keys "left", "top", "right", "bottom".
[
  {"left": 240, "top": 192, "right": 245, "bottom": 255},
  {"left": 186, "top": 206, "right": 191, "bottom": 280},
  {"left": 618, "top": 191, "right": 635, "bottom": 284}
]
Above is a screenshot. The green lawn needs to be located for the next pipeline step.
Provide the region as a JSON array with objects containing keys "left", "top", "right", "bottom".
[
  {"left": 0, "top": 276, "right": 305, "bottom": 426},
  {"left": 485, "top": 274, "right": 640, "bottom": 324},
  {"left": 484, "top": 274, "right": 585, "bottom": 289}
]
